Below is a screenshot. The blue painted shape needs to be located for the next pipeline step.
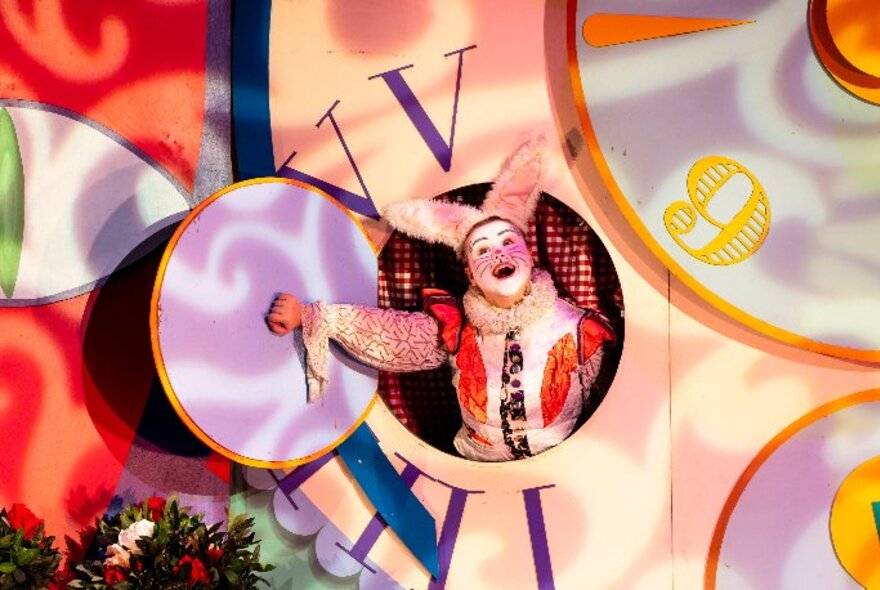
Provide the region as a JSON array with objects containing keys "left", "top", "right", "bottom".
[
  {"left": 232, "top": 0, "right": 274, "bottom": 179},
  {"left": 337, "top": 423, "right": 439, "bottom": 579}
]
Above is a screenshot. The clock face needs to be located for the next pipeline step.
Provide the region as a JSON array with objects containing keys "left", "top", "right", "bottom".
[
  {"left": 569, "top": 0, "right": 880, "bottom": 358},
  {"left": 152, "top": 179, "right": 379, "bottom": 467},
  {"left": 707, "top": 390, "right": 880, "bottom": 590},
  {"left": 217, "top": 1, "right": 880, "bottom": 589},
  {"left": 232, "top": 1, "right": 673, "bottom": 588}
]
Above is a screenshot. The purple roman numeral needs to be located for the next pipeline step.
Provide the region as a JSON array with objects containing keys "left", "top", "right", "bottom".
[
  {"left": 369, "top": 45, "right": 476, "bottom": 172},
  {"left": 278, "top": 45, "right": 477, "bottom": 219},
  {"left": 277, "top": 100, "right": 379, "bottom": 218},
  {"left": 523, "top": 485, "right": 556, "bottom": 590}
]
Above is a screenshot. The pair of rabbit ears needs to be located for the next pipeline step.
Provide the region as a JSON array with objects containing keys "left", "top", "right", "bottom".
[{"left": 382, "top": 136, "right": 545, "bottom": 250}]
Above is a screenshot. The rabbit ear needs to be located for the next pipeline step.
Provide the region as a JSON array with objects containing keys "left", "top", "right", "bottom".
[
  {"left": 482, "top": 136, "right": 545, "bottom": 232},
  {"left": 382, "top": 135, "right": 545, "bottom": 248},
  {"left": 382, "top": 199, "right": 486, "bottom": 249}
]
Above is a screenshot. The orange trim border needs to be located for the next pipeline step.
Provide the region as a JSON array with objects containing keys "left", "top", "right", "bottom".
[
  {"left": 703, "top": 388, "right": 880, "bottom": 589},
  {"left": 565, "top": 0, "right": 880, "bottom": 362},
  {"left": 150, "top": 177, "right": 380, "bottom": 469}
]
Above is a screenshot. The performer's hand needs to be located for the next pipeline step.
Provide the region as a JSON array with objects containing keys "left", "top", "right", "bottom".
[{"left": 267, "top": 293, "right": 303, "bottom": 335}]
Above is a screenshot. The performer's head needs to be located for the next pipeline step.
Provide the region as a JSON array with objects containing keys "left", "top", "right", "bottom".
[
  {"left": 461, "top": 217, "right": 532, "bottom": 308},
  {"left": 383, "top": 136, "right": 545, "bottom": 308}
]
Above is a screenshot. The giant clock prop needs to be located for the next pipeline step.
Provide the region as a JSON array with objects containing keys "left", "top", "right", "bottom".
[
  {"left": 570, "top": 0, "right": 880, "bottom": 359},
  {"left": 151, "top": 1, "right": 880, "bottom": 589}
]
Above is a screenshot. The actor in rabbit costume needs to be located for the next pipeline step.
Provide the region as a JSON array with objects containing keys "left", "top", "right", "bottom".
[{"left": 268, "top": 138, "right": 614, "bottom": 461}]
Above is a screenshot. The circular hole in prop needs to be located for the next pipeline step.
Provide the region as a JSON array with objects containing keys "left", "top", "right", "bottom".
[{"left": 377, "top": 185, "right": 624, "bottom": 461}]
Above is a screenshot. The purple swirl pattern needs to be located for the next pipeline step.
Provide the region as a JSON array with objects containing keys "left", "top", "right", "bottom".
[{"left": 154, "top": 181, "right": 377, "bottom": 463}]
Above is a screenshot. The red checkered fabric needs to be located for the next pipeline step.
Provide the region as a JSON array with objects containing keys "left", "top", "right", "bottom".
[{"left": 378, "top": 187, "right": 623, "bottom": 453}]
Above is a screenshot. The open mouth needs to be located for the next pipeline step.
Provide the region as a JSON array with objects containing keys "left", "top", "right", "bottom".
[{"left": 492, "top": 263, "right": 516, "bottom": 279}]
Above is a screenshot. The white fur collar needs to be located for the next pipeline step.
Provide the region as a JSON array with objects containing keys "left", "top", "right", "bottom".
[{"left": 462, "top": 269, "right": 557, "bottom": 335}]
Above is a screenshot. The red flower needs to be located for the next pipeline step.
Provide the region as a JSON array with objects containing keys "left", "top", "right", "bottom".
[
  {"left": 7, "top": 503, "right": 43, "bottom": 540},
  {"left": 104, "top": 567, "right": 126, "bottom": 584},
  {"left": 146, "top": 497, "right": 166, "bottom": 522},
  {"left": 206, "top": 543, "right": 224, "bottom": 564},
  {"left": 174, "top": 555, "right": 211, "bottom": 586}
]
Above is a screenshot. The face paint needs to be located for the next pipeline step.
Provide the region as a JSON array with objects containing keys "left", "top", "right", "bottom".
[{"left": 465, "top": 219, "right": 533, "bottom": 308}]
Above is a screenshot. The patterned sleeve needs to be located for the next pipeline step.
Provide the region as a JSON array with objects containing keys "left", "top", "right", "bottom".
[
  {"left": 300, "top": 302, "right": 448, "bottom": 402},
  {"left": 577, "top": 310, "right": 615, "bottom": 392}
]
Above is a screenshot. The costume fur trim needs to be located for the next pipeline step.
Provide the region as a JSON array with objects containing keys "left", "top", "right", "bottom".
[
  {"left": 462, "top": 269, "right": 557, "bottom": 335},
  {"left": 381, "top": 200, "right": 484, "bottom": 249},
  {"left": 301, "top": 301, "right": 331, "bottom": 402}
]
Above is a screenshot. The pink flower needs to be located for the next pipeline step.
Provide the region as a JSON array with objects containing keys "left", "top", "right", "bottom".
[
  {"left": 104, "top": 519, "right": 155, "bottom": 570},
  {"left": 104, "top": 543, "right": 131, "bottom": 569}
]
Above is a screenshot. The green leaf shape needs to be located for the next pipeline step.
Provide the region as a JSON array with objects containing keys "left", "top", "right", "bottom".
[
  {"left": 0, "top": 108, "right": 24, "bottom": 299},
  {"left": 15, "top": 547, "right": 38, "bottom": 566}
]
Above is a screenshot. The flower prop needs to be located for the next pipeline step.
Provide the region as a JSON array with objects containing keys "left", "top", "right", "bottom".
[
  {"left": 0, "top": 503, "right": 62, "bottom": 589},
  {"left": 69, "top": 497, "right": 273, "bottom": 589}
]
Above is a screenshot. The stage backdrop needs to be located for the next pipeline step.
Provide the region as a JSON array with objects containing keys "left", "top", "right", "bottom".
[{"left": 1, "top": 1, "right": 879, "bottom": 589}]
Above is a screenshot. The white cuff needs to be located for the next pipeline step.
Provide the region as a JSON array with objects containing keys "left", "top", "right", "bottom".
[{"left": 301, "top": 301, "right": 334, "bottom": 403}]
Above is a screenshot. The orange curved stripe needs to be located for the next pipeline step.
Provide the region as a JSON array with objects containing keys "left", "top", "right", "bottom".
[
  {"left": 808, "top": 0, "right": 880, "bottom": 103},
  {"left": 583, "top": 13, "right": 753, "bottom": 48}
]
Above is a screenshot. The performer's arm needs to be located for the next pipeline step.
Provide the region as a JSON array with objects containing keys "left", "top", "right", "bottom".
[
  {"left": 268, "top": 294, "right": 446, "bottom": 401},
  {"left": 577, "top": 311, "right": 615, "bottom": 395}
]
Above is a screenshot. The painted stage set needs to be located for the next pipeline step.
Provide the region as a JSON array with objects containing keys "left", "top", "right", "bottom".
[{"left": 2, "top": 1, "right": 880, "bottom": 588}]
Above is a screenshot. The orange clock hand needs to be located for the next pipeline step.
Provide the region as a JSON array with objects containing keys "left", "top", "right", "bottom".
[{"left": 582, "top": 13, "right": 753, "bottom": 48}]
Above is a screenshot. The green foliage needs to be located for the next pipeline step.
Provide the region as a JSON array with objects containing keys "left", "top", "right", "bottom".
[
  {"left": 0, "top": 506, "right": 62, "bottom": 590},
  {"left": 68, "top": 498, "right": 273, "bottom": 589}
]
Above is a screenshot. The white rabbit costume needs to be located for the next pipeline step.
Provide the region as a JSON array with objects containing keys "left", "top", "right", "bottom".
[{"left": 300, "top": 139, "right": 614, "bottom": 461}]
